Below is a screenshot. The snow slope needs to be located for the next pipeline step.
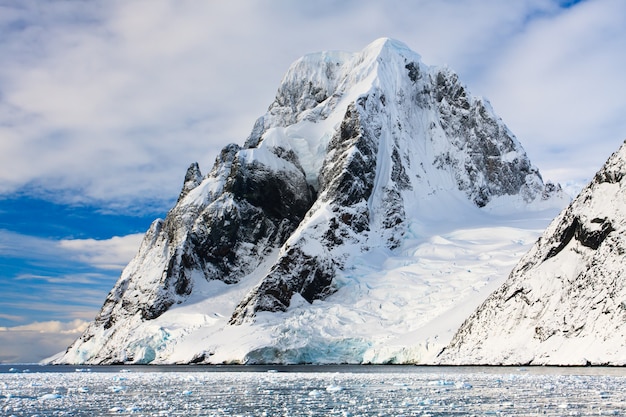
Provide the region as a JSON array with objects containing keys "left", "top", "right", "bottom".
[
  {"left": 53, "top": 38, "right": 567, "bottom": 365},
  {"left": 438, "top": 140, "right": 626, "bottom": 366}
]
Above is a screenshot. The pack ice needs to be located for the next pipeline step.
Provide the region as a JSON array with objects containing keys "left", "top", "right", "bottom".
[{"left": 52, "top": 38, "right": 567, "bottom": 365}]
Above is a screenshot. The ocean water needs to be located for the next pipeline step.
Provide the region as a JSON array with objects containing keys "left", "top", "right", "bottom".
[{"left": 1, "top": 365, "right": 625, "bottom": 416}]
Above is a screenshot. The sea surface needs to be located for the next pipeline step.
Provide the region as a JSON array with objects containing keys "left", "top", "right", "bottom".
[{"left": 1, "top": 364, "right": 625, "bottom": 416}]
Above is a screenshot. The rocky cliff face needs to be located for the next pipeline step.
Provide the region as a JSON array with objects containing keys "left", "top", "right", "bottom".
[
  {"left": 438, "top": 140, "right": 626, "bottom": 366},
  {"left": 56, "top": 38, "right": 566, "bottom": 365}
]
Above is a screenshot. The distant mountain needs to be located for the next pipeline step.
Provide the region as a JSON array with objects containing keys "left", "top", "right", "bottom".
[
  {"left": 438, "top": 140, "right": 626, "bottom": 365},
  {"left": 53, "top": 38, "right": 566, "bottom": 365}
]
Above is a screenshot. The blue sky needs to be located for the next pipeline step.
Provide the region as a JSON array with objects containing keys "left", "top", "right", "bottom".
[{"left": 1, "top": 0, "right": 625, "bottom": 363}]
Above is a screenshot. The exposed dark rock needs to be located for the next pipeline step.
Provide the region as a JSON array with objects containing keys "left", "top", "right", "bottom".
[
  {"left": 391, "top": 148, "right": 412, "bottom": 190},
  {"left": 177, "top": 162, "right": 203, "bottom": 201},
  {"left": 229, "top": 103, "right": 381, "bottom": 323},
  {"left": 433, "top": 76, "right": 543, "bottom": 207},
  {"left": 230, "top": 246, "right": 336, "bottom": 324},
  {"left": 405, "top": 62, "right": 420, "bottom": 82}
]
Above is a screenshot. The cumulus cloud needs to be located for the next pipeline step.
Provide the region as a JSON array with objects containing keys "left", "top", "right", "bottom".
[
  {"left": 0, "top": 229, "right": 142, "bottom": 271},
  {"left": 58, "top": 233, "right": 144, "bottom": 270}
]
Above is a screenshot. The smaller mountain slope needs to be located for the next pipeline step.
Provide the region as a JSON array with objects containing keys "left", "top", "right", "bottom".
[{"left": 438, "top": 140, "right": 626, "bottom": 365}]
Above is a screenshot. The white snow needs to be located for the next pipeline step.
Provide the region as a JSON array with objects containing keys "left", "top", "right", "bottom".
[{"left": 60, "top": 206, "right": 559, "bottom": 365}]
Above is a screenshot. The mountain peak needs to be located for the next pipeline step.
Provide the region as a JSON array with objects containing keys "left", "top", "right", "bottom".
[
  {"left": 362, "top": 37, "right": 420, "bottom": 60},
  {"left": 56, "top": 39, "right": 567, "bottom": 365}
]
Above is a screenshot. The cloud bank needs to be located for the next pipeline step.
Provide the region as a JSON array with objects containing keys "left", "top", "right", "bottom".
[
  {"left": 1, "top": 0, "right": 624, "bottom": 211},
  {"left": 0, "top": 319, "right": 89, "bottom": 363},
  {"left": 59, "top": 233, "right": 144, "bottom": 270}
]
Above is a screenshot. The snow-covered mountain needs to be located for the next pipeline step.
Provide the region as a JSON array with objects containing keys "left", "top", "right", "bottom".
[
  {"left": 54, "top": 38, "right": 566, "bottom": 365},
  {"left": 438, "top": 140, "right": 626, "bottom": 366}
]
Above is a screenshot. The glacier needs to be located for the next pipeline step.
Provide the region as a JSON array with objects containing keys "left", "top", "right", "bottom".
[{"left": 52, "top": 38, "right": 568, "bottom": 365}]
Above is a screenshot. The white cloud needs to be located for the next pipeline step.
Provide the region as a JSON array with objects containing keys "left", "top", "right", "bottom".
[
  {"left": 0, "top": 319, "right": 89, "bottom": 363},
  {"left": 0, "top": 230, "right": 139, "bottom": 339},
  {"left": 58, "top": 233, "right": 144, "bottom": 270},
  {"left": 0, "top": 313, "right": 24, "bottom": 322},
  {"left": 0, "top": 229, "right": 59, "bottom": 258},
  {"left": 0, "top": 318, "right": 89, "bottom": 334},
  {"left": 0, "top": 229, "right": 142, "bottom": 271},
  {"left": 0, "top": 2, "right": 254, "bottom": 207}
]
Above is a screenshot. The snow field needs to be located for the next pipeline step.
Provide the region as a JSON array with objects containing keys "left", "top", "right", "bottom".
[
  {"left": 2, "top": 367, "right": 626, "bottom": 416},
  {"left": 272, "top": 216, "right": 553, "bottom": 364},
  {"left": 110, "top": 209, "right": 559, "bottom": 365}
]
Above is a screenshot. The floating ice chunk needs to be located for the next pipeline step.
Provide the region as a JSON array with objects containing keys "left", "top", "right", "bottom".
[
  {"left": 77, "top": 387, "right": 89, "bottom": 393},
  {"left": 326, "top": 385, "right": 343, "bottom": 393},
  {"left": 455, "top": 381, "right": 472, "bottom": 389},
  {"left": 109, "top": 385, "right": 126, "bottom": 393},
  {"left": 182, "top": 390, "right": 193, "bottom": 396},
  {"left": 428, "top": 380, "right": 454, "bottom": 386},
  {"left": 308, "top": 390, "right": 323, "bottom": 397},
  {"left": 40, "top": 393, "right": 62, "bottom": 400}
]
